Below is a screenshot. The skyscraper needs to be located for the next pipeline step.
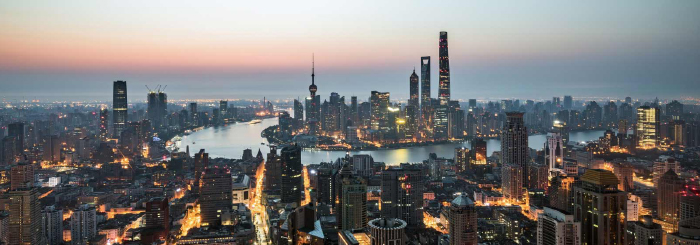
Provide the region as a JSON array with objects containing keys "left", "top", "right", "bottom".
[
  {"left": 537, "top": 207, "right": 580, "bottom": 245},
  {"left": 193, "top": 149, "right": 208, "bottom": 194},
  {"left": 448, "top": 195, "right": 477, "bottom": 245},
  {"left": 626, "top": 216, "right": 663, "bottom": 245},
  {"left": 409, "top": 68, "right": 419, "bottom": 109},
  {"left": 636, "top": 106, "right": 660, "bottom": 149},
  {"left": 545, "top": 132, "right": 564, "bottom": 173},
  {"left": 502, "top": 163, "right": 524, "bottom": 203},
  {"left": 112, "top": 81, "right": 127, "bottom": 138},
  {"left": 8, "top": 188, "right": 43, "bottom": 245},
  {"left": 219, "top": 100, "right": 228, "bottom": 124},
  {"left": 42, "top": 135, "right": 60, "bottom": 163},
  {"left": 368, "top": 218, "right": 406, "bottom": 245},
  {"left": 99, "top": 109, "right": 109, "bottom": 140},
  {"left": 42, "top": 205, "right": 63, "bottom": 245},
  {"left": 501, "top": 112, "right": 529, "bottom": 187},
  {"left": 573, "top": 169, "right": 626, "bottom": 245},
  {"left": 563, "top": 96, "right": 573, "bottom": 110},
  {"left": 10, "top": 162, "right": 34, "bottom": 191},
  {"left": 7, "top": 122, "right": 24, "bottom": 153},
  {"left": 200, "top": 168, "right": 232, "bottom": 227},
  {"left": 336, "top": 164, "right": 368, "bottom": 231},
  {"left": 281, "top": 145, "right": 303, "bottom": 206},
  {"left": 438, "top": 31, "right": 450, "bottom": 106},
  {"left": 658, "top": 169, "right": 683, "bottom": 232},
  {"left": 189, "top": 102, "right": 198, "bottom": 126},
  {"left": 294, "top": 99, "right": 304, "bottom": 122},
  {"left": 420, "top": 56, "right": 431, "bottom": 111},
  {"left": 145, "top": 197, "right": 170, "bottom": 231},
  {"left": 380, "top": 164, "right": 424, "bottom": 228},
  {"left": 70, "top": 204, "right": 97, "bottom": 245},
  {"left": 370, "top": 91, "right": 390, "bottom": 131}
]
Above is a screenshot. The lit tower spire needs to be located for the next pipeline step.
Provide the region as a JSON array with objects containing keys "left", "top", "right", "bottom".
[{"left": 309, "top": 54, "right": 317, "bottom": 98}]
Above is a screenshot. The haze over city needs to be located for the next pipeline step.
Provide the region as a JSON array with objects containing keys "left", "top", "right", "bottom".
[{"left": 2, "top": 1, "right": 700, "bottom": 101}]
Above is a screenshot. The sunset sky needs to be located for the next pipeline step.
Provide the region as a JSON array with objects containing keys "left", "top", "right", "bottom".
[{"left": 1, "top": 1, "right": 699, "bottom": 102}]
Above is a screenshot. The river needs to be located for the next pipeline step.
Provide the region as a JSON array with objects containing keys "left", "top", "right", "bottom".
[{"left": 173, "top": 118, "right": 606, "bottom": 165}]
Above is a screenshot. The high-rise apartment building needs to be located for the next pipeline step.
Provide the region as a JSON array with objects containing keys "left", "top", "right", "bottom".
[
  {"left": 336, "top": 164, "right": 367, "bottom": 231},
  {"left": 545, "top": 132, "right": 564, "bottom": 174},
  {"left": 626, "top": 216, "right": 663, "bottom": 245},
  {"left": 8, "top": 188, "right": 43, "bottom": 245},
  {"left": 448, "top": 195, "right": 477, "bottom": 245},
  {"left": 10, "top": 163, "right": 34, "bottom": 191},
  {"left": 145, "top": 197, "right": 170, "bottom": 230},
  {"left": 563, "top": 96, "right": 573, "bottom": 110},
  {"left": 42, "top": 205, "right": 63, "bottom": 245},
  {"left": 658, "top": 169, "right": 683, "bottom": 232},
  {"left": 112, "top": 81, "right": 127, "bottom": 138},
  {"left": 537, "top": 207, "right": 580, "bottom": 245},
  {"left": 502, "top": 163, "right": 524, "bottom": 203},
  {"left": 70, "top": 204, "right": 97, "bottom": 245},
  {"left": 99, "top": 109, "right": 109, "bottom": 140},
  {"left": 502, "top": 112, "right": 529, "bottom": 187},
  {"left": 193, "top": 149, "right": 208, "bottom": 194}
]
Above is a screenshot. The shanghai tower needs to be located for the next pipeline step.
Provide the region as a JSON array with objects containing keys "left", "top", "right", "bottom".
[
  {"left": 438, "top": 31, "right": 450, "bottom": 106},
  {"left": 113, "top": 81, "right": 127, "bottom": 138}
]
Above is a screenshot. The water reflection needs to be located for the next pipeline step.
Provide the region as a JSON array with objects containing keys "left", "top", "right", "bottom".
[{"left": 176, "top": 118, "right": 606, "bottom": 165}]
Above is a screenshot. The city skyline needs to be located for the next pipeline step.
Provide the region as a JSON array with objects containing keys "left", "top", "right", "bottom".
[{"left": 2, "top": 1, "right": 700, "bottom": 101}]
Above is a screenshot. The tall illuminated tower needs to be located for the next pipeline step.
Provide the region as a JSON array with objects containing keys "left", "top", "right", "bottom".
[
  {"left": 438, "top": 31, "right": 450, "bottom": 105},
  {"left": 636, "top": 106, "right": 660, "bottom": 149},
  {"left": 112, "top": 81, "right": 127, "bottom": 138},
  {"left": 502, "top": 112, "right": 529, "bottom": 187},
  {"left": 409, "top": 69, "right": 419, "bottom": 109}
]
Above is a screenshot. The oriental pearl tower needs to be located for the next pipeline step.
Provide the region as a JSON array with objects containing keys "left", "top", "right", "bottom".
[{"left": 309, "top": 54, "right": 317, "bottom": 98}]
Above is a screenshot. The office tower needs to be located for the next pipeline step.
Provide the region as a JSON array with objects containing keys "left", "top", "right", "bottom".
[
  {"left": 537, "top": 207, "right": 580, "bottom": 245},
  {"left": 264, "top": 146, "right": 281, "bottom": 191},
  {"left": 471, "top": 138, "right": 487, "bottom": 165},
  {"left": 653, "top": 156, "right": 681, "bottom": 187},
  {"left": 409, "top": 68, "right": 419, "bottom": 110},
  {"left": 294, "top": 99, "right": 304, "bottom": 122},
  {"left": 1, "top": 136, "right": 17, "bottom": 166},
  {"left": 193, "top": 149, "right": 208, "bottom": 194},
  {"left": 10, "top": 163, "right": 34, "bottom": 191},
  {"left": 200, "top": 168, "right": 232, "bottom": 227},
  {"left": 636, "top": 106, "right": 660, "bottom": 149},
  {"left": 468, "top": 99, "right": 477, "bottom": 111},
  {"left": 315, "top": 167, "right": 334, "bottom": 205},
  {"left": 626, "top": 216, "right": 663, "bottom": 245},
  {"left": 545, "top": 132, "right": 564, "bottom": 173},
  {"left": 8, "top": 188, "right": 43, "bottom": 245},
  {"left": 42, "top": 205, "right": 63, "bottom": 245},
  {"left": 70, "top": 204, "right": 96, "bottom": 245},
  {"left": 350, "top": 96, "right": 358, "bottom": 123},
  {"left": 438, "top": 31, "right": 450, "bottom": 105},
  {"left": 336, "top": 164, "right": 368, "bottom": 231},
  {"left": 563, "top": 96, "right": 573, "bottom": 110},
  {"left": 368, "top": 218, "right": 406, "bottom": 245},
  {"left": 420, "top": 56, "right": 431, "bottom": 110},
  {"left": 281, "top": 145, "right": 303, "bottom": 206},
  {"left": 603, "top": 101, "right": 618, "bottom": 126},
  {"left": 448, "top": 103, "right": 464, "bottom": 139},
  {"left": 658, "top": 169, "right": 683, "bottom": 232},
  {"left": 434, "top": 105, "right": 449, "bottom": 140},
  {"left": 667, "top": 100, "right": 684, "bottom": 120},
  {"left": 573, "top": 169, "right": 626, "bottom": 245},
  {"left": 583, "top": 101, "right": 602, "bottom": 128},
  {"left": 145, "top": 197, "right": 170, "bottom": 230},
  {"left": 7, "top": 122, "right": 25, "bottom": 152},
  {"left": 454, "top": 147, "right": 469, "bottom": 172},
  {"left": 147, "top": 90, "right": 167, "bottom": 130},
  {"left": 502, "top": 163, "right": 524, "bottom": 203},
  {"left": 42, "top": 135, "right": 60, "bottom": 163},
  {"left": 501, "top": 112, "right": 529, "bottom": 187},
  {"left": 448, "top": 195, "right": 477, "bottom": 245},
  {"left": 351, "top": 154, "right": 373, "bottom": 177},
  {"left": 279, "top": 111, "right": 293, "bottom": 136},
  {"left": 381, "top": 165, "right": 424, "bottom": 228},
  {"left": 669, "top": 120, "right": 686, "bottom": 146},
  {"left": 112, "top": 81, "right": 127, "bottom": 138},
  {"left": 370, "top": 91, "right": 390, "bottom": 131},
  {"left": 99, "top": 109, "right": 109, "bottom": 140},
  {"left": 189, "top": 102, "right": 197, "bottom": 126},
  {"left": 625, "top": 97, "right": 632, "bottom": 104}
]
